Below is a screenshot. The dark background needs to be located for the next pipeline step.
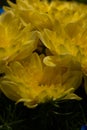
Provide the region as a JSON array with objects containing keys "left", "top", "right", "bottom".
[{"left": 0, "top": 0, "right": 16, "bottom": 7}]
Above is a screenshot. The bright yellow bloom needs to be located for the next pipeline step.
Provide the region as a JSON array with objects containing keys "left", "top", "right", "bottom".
[
  {"left": 6, "top": 0, "right": 53, "bottom": 30},
  {"left": 49, "top": 1, "right": 87, "bottom": 26},
  {"left": 38, "top": 20, "right": 87, "bottom": 74},
  {"left": 0, "top": 53, "right": 81, "bottom": 108},
  {"left": 38, "top": 29, "right": 81, "bottom": 58},
  {"left": 0, "top": 0, "right": 87, "bottom": 106},
  {"left": 36, "top": 1, "right": 87, "bottom": 94},
  {"left": 0, "top": 11, "right": 37, "bottom": 62}
]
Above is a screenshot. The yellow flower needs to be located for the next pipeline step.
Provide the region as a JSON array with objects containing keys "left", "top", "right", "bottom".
[
  {"left": 0, "top": 53, "right": 81, "bottom": 108},
  {"left": 43, "top": 54, "right": 82, "bottom": 88},
  {"left": 6, "top": 0, "right": 53, "bottom": 30},
  {"left": 0, "top": 11, "right": 37, "bottom": 62},
  {"left": 38, "top": 29, "right": 81, "bottom": 58},
  {"left": 50, "top": 1, "right": 87, "bottom": 26},
  {"left": 38, "top": 22, "right": 87, "bottom": 75},
  {"left": 1, "top": 0, "right": 87, "bottom": 107}
]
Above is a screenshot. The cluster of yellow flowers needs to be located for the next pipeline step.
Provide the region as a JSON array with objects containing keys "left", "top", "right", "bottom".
[{"left": 0, "top": 0, "right": 87, "bottom": 108}]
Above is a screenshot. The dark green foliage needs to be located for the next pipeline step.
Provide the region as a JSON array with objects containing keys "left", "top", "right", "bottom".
[{"left": 0, "top": 91, "right": 87, "bottom": 130}]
